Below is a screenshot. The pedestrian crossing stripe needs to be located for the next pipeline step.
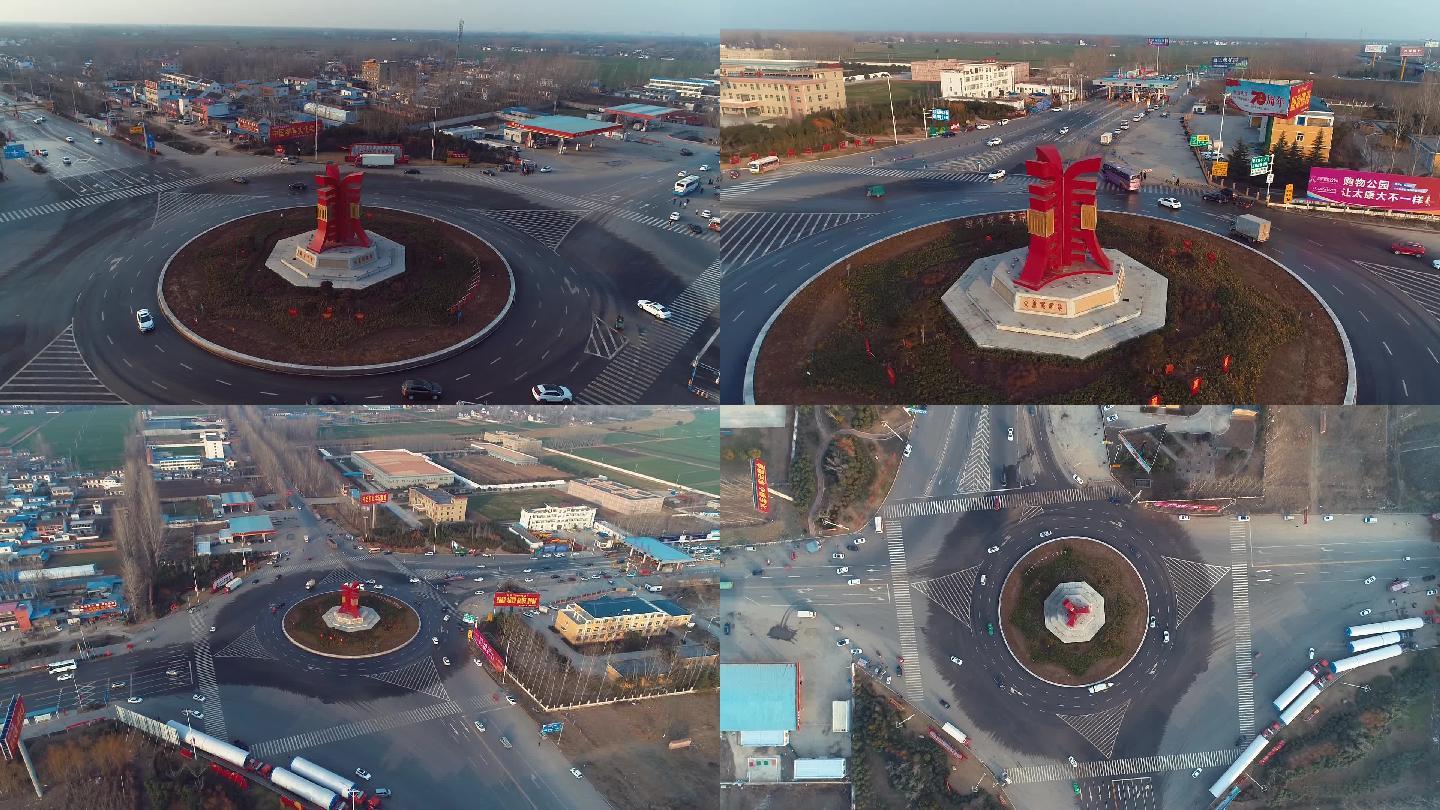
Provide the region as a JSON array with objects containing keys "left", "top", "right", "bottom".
[
  {"left": 1002, "top": 748, "right": 1241, "bottom": 783},
  {"left": 883, "top": 484, "right": 1128, "bottom": 518}
]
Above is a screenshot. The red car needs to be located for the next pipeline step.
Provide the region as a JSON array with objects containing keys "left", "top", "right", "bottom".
[{"left": 1391, "top": 241, "right": 1426, "bottom": 257}]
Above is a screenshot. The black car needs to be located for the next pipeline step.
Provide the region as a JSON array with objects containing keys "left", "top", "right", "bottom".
[
  {"left": 723, "top": 622, "right": 731, "bottom": 635},
  {"left": 288, "top": 182, "right": 307, "bottom": 192},
  {"left": 1424, "top": 574, "right": 1437, "bottom": 582},
  {"left": 483, "top": 169, "right": 497, "bottom": 176},
  {"left": 751, "top": 568, "right": 763, "bottom": 576},
  {"left": 687, "top": 223, "right": 704, "bottom": 234},
  {"left": 401, "top": 379, "right": 443, "bottom": 400},
  {"left": 940, "top": 131, "right": 956, "bottom": 137},
  {"left": 846, "top": 543, "right": 859, "bottom": 551},
  {"left": 231, "top": 177, "right": 249, "bottom": 184},
  {"left": 306, "top": 394, "right": 345, "bottom": 405},
  {"left": 404, "top": 168, "right": 421, "bottom": 175},
  {"left": 994, "top": 675, "right": 1005, "bottom": 689},
  {"left": 679, "top": 148, "right": 694, "bottom": 156},
  {"left": 937, "top": 698, "right": 951, "bottom": 708},
  {"left": 1202, "top": 188, "right": 1235, "bottom": 204}
]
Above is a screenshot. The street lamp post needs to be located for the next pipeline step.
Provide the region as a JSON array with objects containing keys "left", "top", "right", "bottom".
[
  {"left": 1217, "top": 91, "right": 1231, "bottom": 151},
  {"left": 885, "top": 75, "right": 899, "bottom": 145}
]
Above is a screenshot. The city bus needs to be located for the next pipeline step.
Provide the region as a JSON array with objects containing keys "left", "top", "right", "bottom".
[
  {"left": 673, "top": 175, "right": 701, "bottom": 196},
  {"left": 1101, "top": 161, "right": 1142, "bottom": 192},
  {"left": 46, "top": 659, "right": 77, "bottom": 674},
  {"left": 747, "top": 155, "right": 781, "bottom": 174}
]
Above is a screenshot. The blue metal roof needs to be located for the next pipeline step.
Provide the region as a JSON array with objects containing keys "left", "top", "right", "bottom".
[
  {"left": 515, "top": 114, "right": 623, "bottom": 136},
  {"left": 577, "top": 596, "right": 669, "bottom": 619},
  {"left": 649, "top": 598, "right": 688, "bottom": 616},
  {"left": 619, "top": 536, "right": 691, "bottom": 563},
  {"left": 719, "top": 663, "right": 798, "bottom": 732},
  {"left": 219, "top": 491, "right": 255, "bottom": 506},
  {"left": 227, "top": 515, "right": 274, "bottom": 534},
  {"left": 605, "top": 102, "right": 682, "bottom": 117}
]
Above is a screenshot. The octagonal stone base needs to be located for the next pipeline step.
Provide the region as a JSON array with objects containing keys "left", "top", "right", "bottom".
[
  {"left": 942, "top": 247, "right": 1168, "bottom": 360},
  {"left": 1043, "top": 581, "right": 1107, "bottom": 644},
  {"left": 322, "top": 605, "right": 381, "bottom": 633},
  {"left": 266, "top": 230, "right": 407, "bottom": 290}
]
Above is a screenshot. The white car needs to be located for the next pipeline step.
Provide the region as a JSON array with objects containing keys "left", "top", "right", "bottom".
[
  {"left": 1105, "top": 413, "right": 1119, "bottom": 422},
  {"left": 1006, "top": 427, "right": 1014, "bottom": 441},
  {"left": 538, "top": 165, "right": 552, "bottom": 173},
  {"left": 524, "top": 577, "right": 535, "bottom": 583},
  {"left": 832, "top": 552, "right": 845, "bottom": 560},
  {"left": 903, "top": 443, "right": 912, "bottom": 458},
  {"left": 677, "top": 171, "right": 688, "bottom": 178},
  {"left": 1432, "top": 259, "right": 1440, "bottom": 271},
  {"left": 504, "top": 693, "right": 518, "bottom": 705},
  {"left": 530, "top": 385, "right": 573, "bottom": 403},
  {"left": 979, "top": 574, "right": 987, "bottom": 585},
  {"left": 638, "top": 300, "right": 673, "bottom": 320},
  {"left": 61, "top": 156, "right": 71, "bottom": 165},
  {"left": 409, "top": 577, "right": 421, "bottom": 583},
  {"left": 441, "top": 657, "right": 451, "bottom": 666},
  {"left": 135, "top": 308, "right": 155, "bottom": 333},
  {"left": 571, "top": 767, "right": 584, "bottom": 779},
  {"left": 996, "top": 119, "right": 1010, "bottom": 126},
  {"left": 1158, "top": 197, "right": 1182, "bottom": 210},
  {"left": 987, "top": 169, "right": 1006, "bottom": 181},
  {"left": 209, "top": 626, "right": 216, "bottom": 632},
  {"left": 1068, "top": 756, "right": 1079, "bottom": 768},
  {"left": 855, "top": 537, "right": 866, "bottom": 544},
  {"left": 1120, "top": 123, "right": 1130, "bottom": 130},
  {"left": 847, "top": 578, "right": 861, "bottom": 584},
  {"left": 1364, "top": 575, "right": 1377, "bottom": 585},
  {"left": 849, "top": 647, "right": 862, "bottom": 655},
  {"left": 1308, "top": 647, "right": 1315, "bottom": 660},
  {"left": 1149, "top": 616, "right": 1157, "bottom": 628},
  {"left": 1322, "top": 514, "right": 1334, "bottom": 522},
  {"left": 56, "top": 673, "right": 75, "bottom": 681},
  {"left": 64, "top": 136, "right": 74, "bottom": 143},
  {"left": 837, "top": 638, "right": 849, "bottom": 647},
  {"left": 474, "top": 589, "right": 486, "bottom": 595},
  {"left": 1058, "top": 127, "right": 1070, "bottom": 135},
  {"left": 700, "top": 209, "right": 712, "bottom": 218},
  {"left": 127, "top": 697, "right": 143, "bottom": 704},
  {"left": 1162, "top": 631, "right": 1171, "bottom": 644},
  {"left": 1192, "top": 768, "right": 1203, "bottom": 779},
  {"left": 699, "top": 164, "right": 711, "bottom": 171},
  {"left": 986, "top": 137, "right": 1003, "bottom": 147},
  {"left": 192, "top": 694, "right": 205, "bottom": 702},
  {"left": 1073, "top": 474, "right": 1085, "bottom": 485},
  {"left": 93, "top": 137, "right": 102, "bottom": 144},
  {"left": 975, "top": 123, "right": 991, "bottom": 130},
  {"left": 1235, "top": 514, "right": 1250, "bottom": 522},
  {"left": 474, "top": 576, "right": 485, "bottom": 582},
  {"left": 1132, "top": 115, "right": 1143, "bottom": 122},
  {"left": 950, "top": 656, "right": 963, "bottom": 666},
  {"left": 1040, "top": 531, "right": 1052, "bottom": 538},
  {"left": 836, "top": 566, "right": 850, "bottom": 575},
  {"left": 1359, "top": 609, "right": 1372, "bottom": 616},
  {"left": 355, "top": 769, "right": 372, "bottom": 780},
  {"left": 986, "top": 545, "right": 1000, "bottom": 554},
  {"left": 1177, "top": 514, "right": 1190, "bottom": 521},
  {"left": 431, "top": 636, "right": 439, "bottom": 644},
  {"left": 523, "top": 568, "right": 533, "bottom": 573},
  {"left": 668, "top": 210, "right": 680, "bottom": 222}
]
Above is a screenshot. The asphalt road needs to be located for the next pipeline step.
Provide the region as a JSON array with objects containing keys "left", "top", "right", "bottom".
[
  {"left": 718, "top": 96, "right": 1440, "bottom": 404},
  {"left": 0, "top": 99, "right": 719, "bottom": 405}
]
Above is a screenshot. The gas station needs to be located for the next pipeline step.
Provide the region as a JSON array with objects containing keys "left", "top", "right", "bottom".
[
  {"left": 1093, "top": 71, "right": 1183, "bottom": 104},
  {"left": 502, "top": 115, "right": 624, "bottom": 151},
  {"left": 601, "top": 102, "right": 686, "bottom": 131}
]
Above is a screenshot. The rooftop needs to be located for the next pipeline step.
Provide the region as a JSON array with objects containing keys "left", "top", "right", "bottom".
[
  {"left": 719, "top": 663, "right": 798, "bottom": 732},
  {"left": 352, "top": 449, "right": 452, "bottom": 479},
  {"left": 413, "top": 487, "right": 455, "bottom": 505},
  {"left": 575, "top": 595, "right": 686, "bottom": 619},
  {"left": 574, "top": 477, "right": 661, "bottom": 500},
  {"left": 618, "top": 536, "right": 692, "bottom": 564},
  {"left": 510, "top": 114, "right": 624, "bottom": 137},
  {"left": 219, "top": 491, "right": 255, "bottom": 505},
  {"left": 604, "top": 102, "right": 682, "bottom": 118},
  {"left": 227, "top": 515, "right": 275, "bottom": 535}
]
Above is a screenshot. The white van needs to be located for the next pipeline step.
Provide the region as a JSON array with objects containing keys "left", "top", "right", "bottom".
[
  {"left": 1087, "top": 682, "right": 1113, "bottom": 694},
  {"left": 645, "top": 585, "right": 663, "bottom": 593},
  {"left": 796, "top": 610, "right": 816, "bottom": 618},
  {"left": 873, "top": 516, "right": 883, "bottom": 533}
]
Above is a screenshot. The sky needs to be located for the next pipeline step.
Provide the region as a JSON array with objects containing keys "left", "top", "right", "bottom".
[
  {"left": 718, "top": 0, "right": 1428, "bottom": 42},
  {"left": 0, "top": 0, "right": 715, "bottom": 36}
]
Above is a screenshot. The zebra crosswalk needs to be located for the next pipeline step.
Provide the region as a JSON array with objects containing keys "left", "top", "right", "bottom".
[
  {"left": 1230, "top": 522, "right": 1257, "bottom": 734},
  {"left": 189, "top": 610, "right": 229, "bottom": 741},
  {"left": 883, "top": 484, "right": 1128, "bottom": 518},
  {"left": 0, "top": 162, "right": 287, "bottom": 226},
  {"left": 576, "top": 260, "right": 720, "bottom": 404},
  {"left": 0, "top": 323, "right": 124, "bottom": 404},
  {"left": 885, "top": 521, "right": 925, "bottom": 700},
  {"left": 1004, "top": 749, "right": 1240, "bottom": 784},
  {"left": 718, "top": 211, "right": 876, "bottom": 268}
]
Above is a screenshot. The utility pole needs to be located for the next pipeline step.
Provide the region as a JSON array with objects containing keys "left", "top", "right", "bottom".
[{"left": 885, "top": 75, "right": 899, "bottom": 145}]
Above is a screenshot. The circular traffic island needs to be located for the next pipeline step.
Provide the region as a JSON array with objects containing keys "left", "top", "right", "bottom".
[
  {"left": 282, "top": 591, "right": 421, "bottom": 658},
  {"left": 998, "top": 537, "right": 1148, "bottom": 686},
  {"left": 751, "top": 213, "right": 1346, "bottom": 404},
  {"left": 160, "top": 208, "right": 513, "bottom": 372}
]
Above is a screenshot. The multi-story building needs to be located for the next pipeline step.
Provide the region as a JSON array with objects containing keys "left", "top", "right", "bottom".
[
  {"left": 361, "top": 59, "right": 399, "bottom": 88},
  {"left": 409, "top": 487, "right": 468, "bottom": 523},
  {"left": 519, "top": 504, "right": 597, "bottom": 532},
  {"left": 644, "top": 77, "right": 719, "bottom": 98},
  {"left": 553, "top": 595, "right": 692, "bottom": 645},
  {"left": 476, "top": 444, "right": 537, "bottom": 465},
  {"left": 719, "top": 49, "right": 845, "bottom": 120},
  {"left": 351, "top": 450, "right": 455, "bottom": 490},
  {"left": 142, "top": 79, "right": 180, "bottom": 107},
  {"left": 913, "top": 59, "right": 1028, "bottom": 84},
  {"left": 1263, "top": 96, "right": 1334, "bottom": 163},
  {"left": 480, "top": 431, "right": 543, "bottom": 455},
  {"left": 940, "top": 62, "right": 1019, "bottom": 100},
  {"left": 565, "top": 477, "right": 664, "bottom": 514}
]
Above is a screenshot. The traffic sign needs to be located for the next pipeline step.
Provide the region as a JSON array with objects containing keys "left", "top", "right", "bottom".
[
  {"left": 2, "top": 144, "right": 24, "bottom": 159},
  {"left": 1266, "top": 172, "right": 1275, "bottom": 185},
  {"left": 1283, "top": 183, "right": 1294, "bottom": 204},
  {"left": 1212, "top": 161, "right": 1229, "bottom": 177},
  {"left": 1249, "top": 154, "right": 1272, "bottom": 176},
  {"left": 931, "top": 108, "right": 950, "bottom": 121}
]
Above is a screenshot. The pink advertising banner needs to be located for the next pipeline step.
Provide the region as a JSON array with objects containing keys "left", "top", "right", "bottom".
[{"left": 1305, "top": 168, "right": 1440, "bottom": 214}]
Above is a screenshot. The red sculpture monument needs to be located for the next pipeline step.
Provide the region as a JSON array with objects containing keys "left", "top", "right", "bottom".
[
  {"left": 1061, "top": 597, "right": 1091, "bottom": 628},
  {"left": 339, "top": 581, "right": 362, "bottom": 619},
  {"left": 1016, "top": 144, "right": 1113, "bottom": 291},
  {"left": 306, "top": 162, "right": 372, "bottom": 254}
]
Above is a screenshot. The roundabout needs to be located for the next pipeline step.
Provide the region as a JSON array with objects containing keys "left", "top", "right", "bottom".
[{"left": 280, "top": 582, "right": 422, "bottom": 659}]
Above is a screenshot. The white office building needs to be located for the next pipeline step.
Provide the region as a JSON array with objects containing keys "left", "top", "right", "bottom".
[
  {"left": 519, "top": 505, "right": 597, "bottom": 532},
  {"left": 940, "top": 63, "right": 1017, "bottom": 100}
]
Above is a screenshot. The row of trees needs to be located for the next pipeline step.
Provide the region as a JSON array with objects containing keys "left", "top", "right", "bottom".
[
  {"left": 113, "top": 419, "right": 164, "bottom": 621},
  {"left": 1224, "top": 132, "right": 1328, "bottom": 194}
]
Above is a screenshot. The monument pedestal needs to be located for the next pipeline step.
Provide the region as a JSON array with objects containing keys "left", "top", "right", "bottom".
[
  {"left": 266, "top": 230, "right": 407, "bottom": 290},
  {"left": 322, "top": 605, "right": 381, "bottom": 633},
  {"left": 942, "top": 246, "right": 1168, "bottom": 359}
]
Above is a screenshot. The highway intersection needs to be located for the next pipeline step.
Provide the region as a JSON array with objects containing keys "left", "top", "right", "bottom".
[
  {"left": 0, "top": 100, "right": 720, "bottom": 405},
  {"left": 718, "top": 95, "right": 1440, "bottom": 404}
]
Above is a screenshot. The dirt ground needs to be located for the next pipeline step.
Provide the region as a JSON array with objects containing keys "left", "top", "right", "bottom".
[
  {"left": 719, "top": 426, "right": 806, "bottom": 545},
  {"left": 1393, "top": 406, "right": 1440, "bottom": 510},
  {"left": 1261, "top": 407, "right": 1390, "bottom": 513},
  {"left": 752, "top": 214, "right": 1347, "bottom": 404},
  {"left": 720, "top": 783, "right": 850, "bottom": 810},
  {"left": 550, "top": 691, "right": 724, "bottom": 810},
  {"left": 1001, "top": 539, "right": 1146, "bottom": 684},
  {"left": 448, "top": 453, "right": 572, "bottom": 483}
]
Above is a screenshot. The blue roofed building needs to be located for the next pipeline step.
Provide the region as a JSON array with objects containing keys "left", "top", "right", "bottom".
[
  {"left": 554, "top": 595, "right": 692, "bottom": 645},
  {"left": 720, "top": 663, "right": 798, "bottom": 746},
  {"left": 616, "top": 536, "right": 692, "bottom": 572},
  {"left": 217, "top": 514, "right": 275, "bottom": 544}
]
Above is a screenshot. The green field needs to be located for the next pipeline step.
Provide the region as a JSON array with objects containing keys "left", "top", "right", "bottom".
[
  {"left": 576, "top": 409, "right": 718, "bottom": 490},
  {"left": 319, "top": 418, "right": 501, "bottom": 441},
  {"left": 537, "top": 454, "right": 667, "bottom": 492},
  {"left": 845, "top": 79, "right": 941, "bottom": 109},
  {"left": 467, "top": 489, "right": 581, "bottom": 523},
  {"left": 3, "top": 408, "right": 140, "bottom": 470}
]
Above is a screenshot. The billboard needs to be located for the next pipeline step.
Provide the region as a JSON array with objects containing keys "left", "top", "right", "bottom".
[
  {"left": 1226, "top": 79, "right": 1312, "bottom": 118},
  {"left": 752, "top": 458, "right": 770, "bottom": 514},
  {"left": 494, "top": 591, "right": 542, "bottom": 608},
  {"left": 0, "top": 695, "right": 22, "bottom": 762},
  {"left": 1210, "top": 56, "right": 1249, "bottom": 70},
  {"left": 1427, "top": 41, "right": 1440, "bottom": 49},
  {"left": 1400, "top": 46, "right": 1427, "bottom": 58},
  {"left": 931, "top": 108, "right": 949, "bottom": 121},
  {"left": 1363, "top": 44, "right": 1387, "bottom": 54},
  {"left": 1305, "top": 168, "right": 1440, "bottom": 214},
  {"left": 268, "top": 121, "right": 320, "bottom": 142},
  {"left": 358, "top": 491, "right": 389, "bottom": 506},
  {"left": 1148, "top": 37, "right": 1170, "bottom": 47},
  {"left": 926, "top": 727, "right": 967, "bottom": 760},
  {"left": 79, "top": 600, "right": 119, "bottom": 614},
  {"left": 469, "top": 628, "right": 505, "bottom": 672}
]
